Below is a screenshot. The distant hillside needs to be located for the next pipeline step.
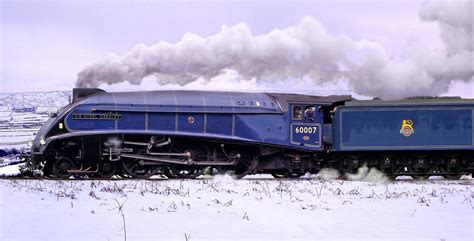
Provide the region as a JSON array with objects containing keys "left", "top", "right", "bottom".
[{"left": 0, "top": 91, "right": 71, "bottom": 109}]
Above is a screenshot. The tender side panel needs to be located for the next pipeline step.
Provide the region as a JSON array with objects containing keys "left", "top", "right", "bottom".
[{"left": 334, "top": 106, "right": 473, "bottom": 151}]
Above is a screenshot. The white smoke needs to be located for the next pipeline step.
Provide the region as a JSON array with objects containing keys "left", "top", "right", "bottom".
[
  {"left": 317, "top": 168, "right": 341, "bottom": 180},
  {"left": 420, "top": 0, "right": 472, "bottom": 56},
  {"left": 76, "top": 1, "right": 473, "bottom": 99},
  {"left": 416, "top": 0, "right": 473, "bottom": 94},
  {"left": 345, "top": 165, "right": 390, "bottom": 183}
]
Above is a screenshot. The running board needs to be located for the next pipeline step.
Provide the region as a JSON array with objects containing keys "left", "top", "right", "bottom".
[{"left": 121, "top": 153, "right": 235, "bottom": 166}]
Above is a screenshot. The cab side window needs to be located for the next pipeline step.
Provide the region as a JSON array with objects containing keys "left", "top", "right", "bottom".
[
  {"left": 304, "top": 106, "right": 316, "bottom": 121},
  {"left": 292, "top": 105, "right": 303, "bottom": 120}
]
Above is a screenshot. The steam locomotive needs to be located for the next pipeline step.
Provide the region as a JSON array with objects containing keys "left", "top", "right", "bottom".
[{"left": 27, "top": 88, "right": 474, "bottom": 179}]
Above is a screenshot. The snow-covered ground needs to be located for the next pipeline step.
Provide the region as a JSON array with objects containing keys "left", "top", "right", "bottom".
[
  {"left": 0, "top": 177, "right": 473, "bottom": 241},
  {"left": 0, "top": 128, "right": 37, "bottom": 149},
  {"left": 0, "top": 90, "right": 69, "bottom": 149}
]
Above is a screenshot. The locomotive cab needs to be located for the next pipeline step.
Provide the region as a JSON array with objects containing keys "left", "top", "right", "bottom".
[{"left": 289, "top": 104, "right": 323, "bottom": 149}]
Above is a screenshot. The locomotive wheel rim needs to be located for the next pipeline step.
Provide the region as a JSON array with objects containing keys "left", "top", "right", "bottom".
[
  {"left": 233, "top": 157, "right": 258, "bottom": 179},
  {"left": 270, "top": 169, "right": 301, "bottom": 178},
  {"left": 97, "top": 162, "right": 117, "bottom": 179},
  {"left": 166, "top": 166, "right": 202, "bottom": 179},
  {"left": 52, "top": 156, "right": 75, "bottom": 179},
  {"left": 120, "top": 158, "right": 157, "bottom": 179},
  {"left": 164, "top": 143, "right": 209, "bottom": 179},
  {"left": 117, "top": 165, "right": 133, "bottom": 179}
]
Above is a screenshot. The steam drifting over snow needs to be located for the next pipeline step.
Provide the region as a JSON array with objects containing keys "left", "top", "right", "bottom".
[{"left": 76, "top": 0, "right": 473, "bottom": 99}]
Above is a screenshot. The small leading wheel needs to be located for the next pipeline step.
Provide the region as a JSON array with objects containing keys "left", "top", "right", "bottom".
[
  {"left": 120, "top": 157, "right": 157, "bottom": 179},
  {"left": 52, "top": 156, "right": 76, "bottom": 179},
  {"left": 96, "top": 162, "right": 117, "bottom": 179},
  {"left": 43, "top": 160, "right": 53, "bottom": 177}
]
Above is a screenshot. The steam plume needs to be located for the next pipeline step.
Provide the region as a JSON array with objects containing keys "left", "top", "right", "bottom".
[{"left": 76, "top": 1, "right": 473, "bottom": 99}]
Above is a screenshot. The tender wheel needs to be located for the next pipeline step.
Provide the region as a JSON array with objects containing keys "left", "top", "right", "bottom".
[
  {"left": 411, "top": 175, "right": 429, "bottom": 180},
  {"left": 441, "top": 167, "right": 462, "bottom": 180},
  {"left": 52, "top": 156, "right": 76, "bottom": 179},
  {"left": 120, "top": 157, "right": 157, "bottom": 179},
  {"left": 409, "top": 166, "right": 430, "bottom": 180},
  {"left": 442, "top": 174, "right": 462, "bottom": 180},
  {"left": 96, "top": 162, "right": 117, "bottom": 178}
]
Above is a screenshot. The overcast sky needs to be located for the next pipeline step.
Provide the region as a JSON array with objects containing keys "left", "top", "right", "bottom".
[{"left": 0, "top": 0, "right": 472, "bottom": 98}]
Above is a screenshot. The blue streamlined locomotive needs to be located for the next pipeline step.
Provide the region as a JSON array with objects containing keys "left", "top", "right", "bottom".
[{"left": 28, "top": 88, "right": 474, "bottom": 179}]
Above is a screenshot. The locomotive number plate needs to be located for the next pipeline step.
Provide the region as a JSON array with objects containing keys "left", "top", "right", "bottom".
[
  {"left": 290, "top": 123, "right": 322, "bottom": 148},
  {"left": 294, "top": 126, "right": 318, "bottom": 134}
]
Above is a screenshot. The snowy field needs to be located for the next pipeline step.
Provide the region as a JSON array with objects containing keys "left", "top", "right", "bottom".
[
  {"left": 0, "top": 176, "right": 473, "bottom": 241},
  {"left": 0, "top": 128, "right": 37, "bottom": 149}
]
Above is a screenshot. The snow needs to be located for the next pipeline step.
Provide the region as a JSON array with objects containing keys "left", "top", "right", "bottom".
[
  {"left": 0, "top": 91, "right": 70, "bottom": 110},
  {"left": 0, "top": 177, "right": 473, "bottom": 241},
  {"left": 0, "top": 163, "right": 22, "bottom": 176},
  {"left": 0, "top": 90, "right": 69, "bottom": 150},
  {"left": 0, "top": 129, "right": 36, "bottom": 149}
]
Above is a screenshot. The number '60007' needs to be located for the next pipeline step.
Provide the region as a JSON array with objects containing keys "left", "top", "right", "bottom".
[{"left": 295, "top": 126, "right": 317, "bottom": 134}]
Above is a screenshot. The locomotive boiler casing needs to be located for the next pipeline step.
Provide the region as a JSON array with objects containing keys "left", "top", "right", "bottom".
[{"left": 64, "top": 91, "right": 325, "bottom": 149}]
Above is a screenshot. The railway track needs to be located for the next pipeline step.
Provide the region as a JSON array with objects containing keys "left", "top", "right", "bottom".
[{"left": 1, "top": 172, "right": 471, "bottom": 184}]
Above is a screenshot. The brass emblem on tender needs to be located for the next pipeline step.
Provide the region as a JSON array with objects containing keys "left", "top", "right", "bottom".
[
  {"left": 187, "top": 116, "right": 195, "bottom": 124},
  {"left": 400, "top": 119, "right": 414, "bottom": 137}
]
